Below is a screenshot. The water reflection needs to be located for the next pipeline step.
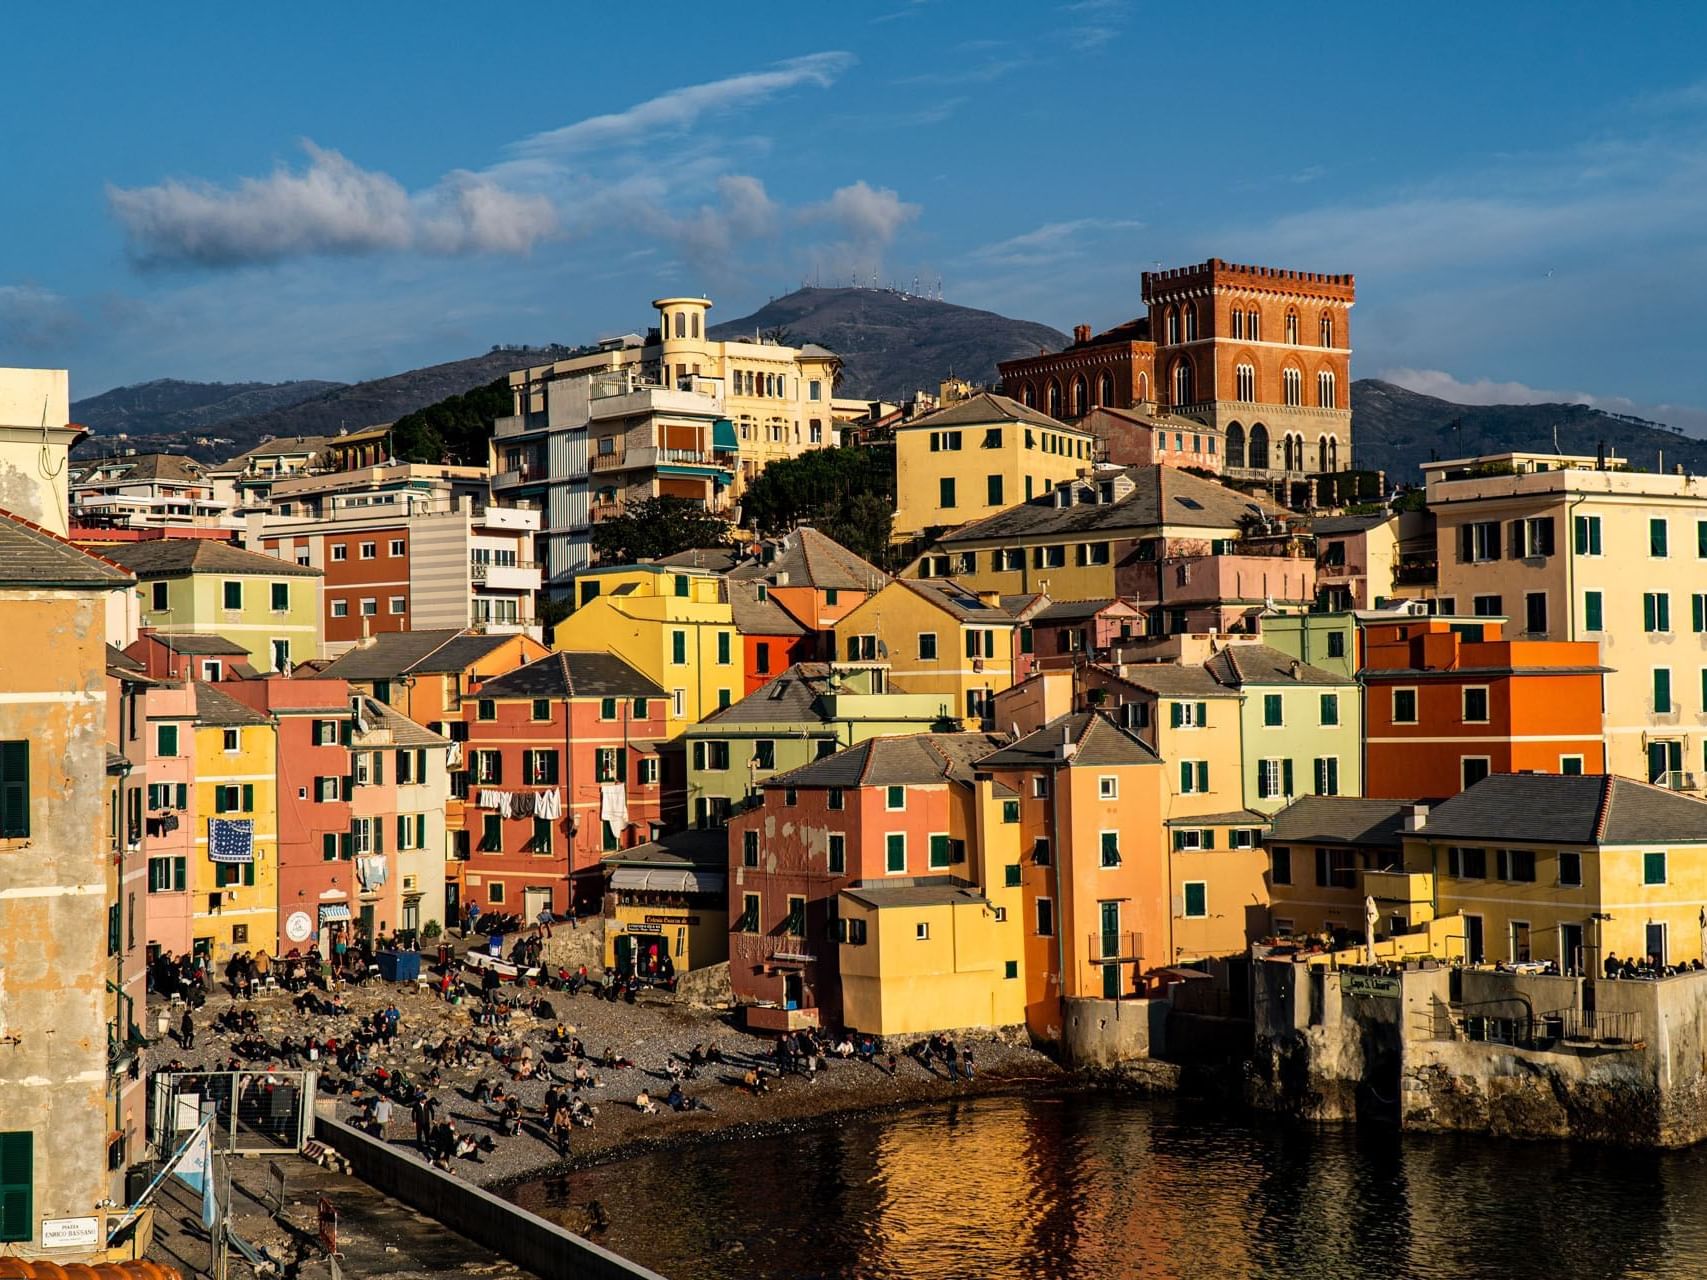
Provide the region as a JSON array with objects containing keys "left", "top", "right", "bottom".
[{"left": 506, "top": 1094, "right": 1707, "bottom": 1279}]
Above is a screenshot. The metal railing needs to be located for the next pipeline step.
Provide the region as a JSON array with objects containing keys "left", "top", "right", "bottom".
[
  {"left": 1655, "top": 770, "right": 1700, "bottom": 792},
  {"left": 1087, "top": 930, "right": 1144, "bottom": 962}
]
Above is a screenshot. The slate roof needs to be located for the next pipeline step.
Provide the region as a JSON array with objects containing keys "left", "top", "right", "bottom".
[
  {"left": 728, "top": 526, "right": 889, "bottom": 593},
  {"left": 728, "top": 580, "right": 806, "bottom": 637},
  {"left": 1312, "top": 513, "right": 1393, "bottom": 536},
  {"left": 354, "top": 697, "right": 448, "bottom": 748},
  {"left": 601, "top": 827, "right": 727, "bottom": 870},
  {"left": 767, "top": 732, "right": 1005, "bottom": 790},
  {"left": 214, "top": 435, "right": 335, "bottom": 471},
  {"left": 474, "top": 651, "right": 664, "bottom": 701},
  {"left": 699, "top": 664, "right": 842, "bottom": 726},
  {"left": 0, "top": 509, "right": 134, "bottom": 588},
  {"left": 150, "top": 632, "right": 249, "bottom": 656},
  {"left": 407, "top": 633, "right": 517, "bottom": 675},
  {"left": 901, "top": 579, "right": 1023, "bottom": 622},
  {"left": 938, "top": 464, "right": 1281, "bottom": 547},
  {"left": 192, "top": 681, "right": 271, "bottom": 727},
  {"left": 652, "top": 546, "right": 743, "bottom": 574},
  {"left": 1205, "top": 643, "right": 1354, "bottom": 688},
  {"left": 1166, "top": 809, "right": 1272, "bottom": 827},
  {"left": 843, "top": 880, "right": 990, "bottom": 910},
  {"left": 316, "top": 630, "right": 467, "bottom": 680},
  {"left": 1099, "top": 664, "right": 1234, "bottom": 699},
  {"left": 107, "top": 644, "right": 147, "bottom": 673},
  {"left": 77, "top": 453, "right": 208, "bottom": 484},
  {"left": 1419, "top": 774, "right": 1707, "bottom": 846},
  {"left": 1268, "top": 797, "right": 1414, "bottom": 850},
  {"left": 104, "top": 538, "right": 321, "bottom": 578},
  {"left": 899, "top": 391, "right": 1074, "bottom": 434},
  {"left": 1032, "top": 598, "right": 1130, "bottom": 623},
  {"left": 976, "top": 711, "right": 1159, "bottom": 769}
]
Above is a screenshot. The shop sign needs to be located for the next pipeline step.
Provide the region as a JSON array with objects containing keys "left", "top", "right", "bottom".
[
  {"left": 42, "top": 1217, "right": 100, "bottom": 1248},
  {"left": 1342, "top": 971, "right": 1400, "bottom": 999},
  {"left": 644, "top": 914, "right": 699, "bottom": 925}
]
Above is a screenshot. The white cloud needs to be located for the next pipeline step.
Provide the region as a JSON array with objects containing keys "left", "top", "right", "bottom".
[
  {"left": 109, "top": 142, "right": 556, "bottom": 267},
  {"left": 965, "top": 217, "right": 1143, "bottom": 268},
  {"left": 506, "top": 53, "right": 854, "bottom": 160},
  {"left": 810, "top": 181, "right": 919, "bottom": 246}
]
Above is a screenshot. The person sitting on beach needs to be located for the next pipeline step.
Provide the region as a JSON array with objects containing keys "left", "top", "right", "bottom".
[
  {"left": 499, "top": 1097, "right": 522, "bottom": 1136},
  {"left": 602, "top": 1046, "right": 634, "bottom": 1070},
  {"left": 742, "top": 1068, "right": 769, "bottom": 1096},
  {"left": 570, "top": 1097, "right": 596, "bottom": 1127},
  {"left": 569, "top": 1036, "right": 586, "bottom": 1060},
  {"left": 833, "top": 1037, "right": 854, "bottom": 1059},
  {"left": 635, "top": 1089, "right": 658, "bottom": 1115},
  {"left": 667, "top": 1082, "right": 687, "bottom": 1111},
  {"left": 572, "top": 1061, "right": 596, "bottom": 1090}
]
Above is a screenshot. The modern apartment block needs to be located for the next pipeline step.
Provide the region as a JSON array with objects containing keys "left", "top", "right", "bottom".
[
  {"left": 244, "top": 463, "right": 542, "bottom": 651},
  {"left": 1425, "top": 450, "right": 1707, "bottom": 789},
  {"left": 69, "top": 453, "right": 232, "bottom": 533},
  {"left": 491, "top": 296, "right": 841, "bottom": 590}
]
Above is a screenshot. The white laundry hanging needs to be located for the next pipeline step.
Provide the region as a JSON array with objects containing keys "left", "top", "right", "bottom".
[{"left": 600, "top": 782, "right": 629, "bottom": 831}]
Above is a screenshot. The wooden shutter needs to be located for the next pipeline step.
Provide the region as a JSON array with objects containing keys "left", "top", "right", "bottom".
[
  {"left": 0, "top": 741, "right": 27, "bottom": 838},
  {"left": 0, "top": 1130, "right": 32, "bottom": 1243},
  {"left": 1195, "top": 761, "right": 1209, "bottom": 792},
  {"left": 241, "top": 784, "right": 254, "bottom": 812},
  {"left": 1169, "top": 702, "right": 1183, "bottom": 728},
  {"left": 1196, "top": 702, "right": 1207, "bottom": 725},
  {"left": 416, "top": 813, "right": 426, "bottom": 849},
  {"left": 1282, "top": 759, "right": 1295, "bottom": 796}
]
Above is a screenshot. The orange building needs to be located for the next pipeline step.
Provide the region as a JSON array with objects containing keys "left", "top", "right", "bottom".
[{"left": 1360, "top": 615, "right": 1607, "bottom": 799}]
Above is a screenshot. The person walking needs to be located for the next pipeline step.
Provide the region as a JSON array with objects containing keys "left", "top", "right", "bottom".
[{"left": 180, "top": 1009, "right": 195, "bottom": 1051}]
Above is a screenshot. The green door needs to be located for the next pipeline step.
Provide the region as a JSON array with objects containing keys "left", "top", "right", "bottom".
[{"left": 1100, "top": 902, "right": 1121, "bottom": 999}]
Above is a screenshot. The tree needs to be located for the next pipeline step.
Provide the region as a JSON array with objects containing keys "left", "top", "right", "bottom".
[
  {"left": 740, "top": 445, "right": 895, "bottom": 538},
  {"left": 818, "top": 491, "right": 894, "bottom": 567},
  {"left": 388, "top": 377, "right": 512, "bottom": 465},
  {"left": 589, "top": 497, "right": 733, "bottom": 564}
]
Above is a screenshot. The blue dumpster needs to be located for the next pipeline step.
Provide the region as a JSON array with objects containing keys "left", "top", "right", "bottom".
[{"left": 377, "top": 949, "right": 422, "bottom": 983}]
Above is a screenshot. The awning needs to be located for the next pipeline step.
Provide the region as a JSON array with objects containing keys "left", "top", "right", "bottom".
[
  {"left": 609, "top": 867, "right": 726, "bottom": 895},
  {"left": 711, "top": 417, "right": 738, "bottom": 452},
  {"left": 318, "top": 904, "right": 352, "bottom": 922}
]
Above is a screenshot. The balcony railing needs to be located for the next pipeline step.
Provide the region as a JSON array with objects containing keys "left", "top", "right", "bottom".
[
  {"left": 1655, "top": 770, "right": 1700, "bottom": 792},
  {"left": 589, "top": 449, "right": 626, "bottom": 472},
  {"left": 1087, "top": 930, "right": 1144, "bottom": 963},
  {"left": 1392, "top": 560, "right": 1439, "bottom": 585},
  {"left": 471, "top": 560, "right": 539, "bottom": 581}
]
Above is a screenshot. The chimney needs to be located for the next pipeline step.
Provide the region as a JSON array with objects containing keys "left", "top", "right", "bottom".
[
  {"left": 1059, "top": 722, "right": 1077, "bottom": 760},
  {"left": 1073, "top": 323, "right": 1091, "bottom": 345},
  {"left": 1402, "top": 803, "right": 1429, "bottom": 831},
  {"left": 977, "top": 590, "right": 1001, "bottom": 607}
]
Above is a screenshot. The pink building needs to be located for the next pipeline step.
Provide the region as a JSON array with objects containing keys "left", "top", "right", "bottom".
[
  {"left": 1143, "top": 551, "right": 1317, "bottom": 635},
  {"left": 1082, "top": 405, "right": 1224, "bottom": 473},
  {"left": 134, "top": 679, "right": 200, "bottom": 958}
]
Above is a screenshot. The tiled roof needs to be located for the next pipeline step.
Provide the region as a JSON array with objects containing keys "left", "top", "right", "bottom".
[
  {"left": 104, "top": 538, "right": 321, "bottom": 578},
  {"left": 317, "top": 630, "right": 467, "bottom": 680},
  {"left": 1032, "top": 598, "right": 1128, "bottom": 623},
  {"left": 1099, "top": 664, "right": 1234, "bottom": 699},
  {"left": 728, "top": 581, "right": 806, "bottom": 637},
  {"left": 192, "top": 681, "right": 272, "bottom": 727},
  {"left": 1205, "top": 643, "right": 1353, "bottom": 688},
  {"left": 76, "top": 453, "right": 208, "bottom": 485},
  {"left": 901, "top": 579, "right": 1023, "bottom": 623},
  {"left": 700, "top": 664, "right": 840, "bottom": 726},
  {"left": 652, "top": 546, "right": 743, "bottom": 573},
  {"left": 768, "top": 732, "right": 1005, "bottom": 790},
  {"left": 938, "top": 465, "right": 1280, "bottom": 547},
  {"left": 474, "top": 651, "right": 664, "bottom": 701},
  {"left": 976, "top": 711, "right": 1159, "bottom": 769},
  {"left": 1419, "top": 774, "right": 1707, "bottom": 846},
  {"left": 150, "top": 633, "right": 249, "bottom": 656},
  {"left": 1268, "top": 797, "right": 1414, "bottom": 849},
  {"left": 406, "top": 633, "right": 517, "bottom": 674},
  {"left": 213, "top": 435, "right": 335, "bottom": 471},
  {"left": 1312, "top": 513, "right": 1393, "bottom": 536},
  {"left": 843, "top": 879, "right": 989, "bottom": 910},
  {"left": 0, "top": 509, "right": 134, "bottom": 588},
  {"left": 107, "top": 644, "right": 147, "bottom": 673},
  {"left": 728, "top": 527, "right": 889, "bottom": 593},
  {"left": 899, "top": 391, "right": 1074, "bottom": 433},
  {"left": 601, "top": 827, "right": 727, "bottom": 869},
  {"left": 354, "top": 697, "right": 448, "bottom": 748}
]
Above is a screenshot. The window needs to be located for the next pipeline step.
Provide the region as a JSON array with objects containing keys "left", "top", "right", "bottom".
[
  {"left": 360, "top": 598, "right": 377, "bottom": 617},
  {"left": 1170, "top": 701, "right": 1206, "bottom": 729},
  {"left": 1448, "top": 846, "right": 1488, "bottom": 878},
  {"left": 1182, "top": 882, "right": 1208, "bottom": 918},
  {"left": 1652, "top": 518, "right": 1671, "bottom": 558},
  {"left": 1099, "top": 775, "right": 1118, "bottom": 799},
  {"left": 487, "top": 880, "right": 505, "bottom": 903},
  {"left": 148, "top": 856, "right": 187, "bottom": 892},
  {"left": 918, "top": 632, "right": 938, "bottom": 661},
  {"left": 1319, "top": 693, "right": 1339, "bottom": 726},
  {"left": 389, "top": 596, "right": 406, "bottom": 616},
  {"left": 716, "top": 631, "right": 732, "bottom": 665},
  {"left": 828, "top": 833, "right": 846, "bottom": 875},
  {"left": 595, "top": 747, "right": 627, "bottom": 783},
  {"left": 1574, "top": 514, "right": 1603, "bottom": 556},
  {"left": 929, "top": 834, "right": 953, "bottom": 869},
  {"left": 390, "top": 538, "right": 405, "bottom": 556},
  {"left": 1285, "top": 311, "right": 1299, "bottom": 344},
  {"left": 1465, "top": 521, "right": 1501, "bottom": 563},
  {"left": 1655, "top": 667, "right": 1673, "bottom": 713},
  {"left": 523, "top": 749, "right": 559, "bottom": 786},
  {"left": 1390, "top": 688, "right": 1418, "bottom": 724},
  {"left": 672, "top": 631, "right": 687, "bottom": 664},
  {"left": 1583, "top": 591, "right": 1603, "bottom": 631},
  {"left": 828, "top": 787, "right": 845, "bottom": 811},
  {"left": 1644, "top": 851, "right": 1667, "bottom": 885},
  {"left": 1313, "top": 757, "right": 1340, "bottom": 796},
  {"left": 1518, "top": 516, "right": 1555, "bottom": 557},
  {"left": 1463, "top": 687, "right": 1490, "bottom": 723},
  {"left": 156, "top": 724, "right": 179, "bottom": 756},
  {"left": 1035, "top": 897, "right": 1055, "bottom": 937},
  {"left": 1283, "top": 367, "right": 1302, "bottom": 406},
  {"left": 1235, "top": 363, "right": 1255, "bottom": 402},
  {"left": 1558, "top": 851, "right": 1582, "bottom": 886},
  {"left": 1178, "top": 760, "right": 1209, "bottom": 794},
  {"left": 1263, "top": 693, "right": 1284, "bottom": 727},
  {"left": 150, "top": 580, "right": 169, "bottom": 611},
  {"left": 331, "top": 600, "right": 349, "bottom": 618},
  {"left": 1320, "top": 313, "right": 1334, "bottom": 346},
  {"left": 270, "top": 582, "right": 289, "bottom": 612},
  {"left": 222, "top": 580, "right": 242, "bottom": 610},
  {"left": 1317, "top": 371, "right": 1336, "bottom": 408},
  {"left": 1271, "top": 847, "right": 1292, "bottom": 885},
  {"left": 1100, "top": 832, "right": 1121, "bottom": 868},
  {"left": 1645, "top": 592, "right": 1671, "bottom": 633},
  {"left": 1461, "top": 757, "right": 1491, "bottom": 788},
  {"left": 738, "top": 893, "right": 760, "bottom": 934},
  {"left": 331, "top": 544, "right": 348, "bottom": 562},
  {"left": 1495, "top": 848, "right": 1537, "bottom": 883},
  {"left": 742, "top": 830, "right": 759, "bottom": 868},
  {"left": 987, "top": 475, "right": 1004, "bottom": 506},
  {"left": 886, "top": 833, "right": 906, "bottom": 873},
  {"left": 1256, "top": 757, "right": 1293, "bottom": 799},
  {"left": 1560, "top": 755, "right": 1584, "bottom": 776},
  {"left": 1525, "top": 592, "right": 1548, "bottom": 635},
  {"left": 785, "top": 897, "right": 807, "bottom": 937},
  {"left": 473, "top": 750, "right": 502, "bottom": 785},
  {"left": 939, "top": 477, "right": 957, "bottom": 509},
  {"left": 360, "top": 541, "right": 377, "bottom": 560},
  {"left": 885, "top": 785, "right": 905, "bottom": 811}
]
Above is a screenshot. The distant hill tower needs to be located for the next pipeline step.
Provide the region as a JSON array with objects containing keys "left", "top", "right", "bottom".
[{"left": 1142, "top": 259, "right": 1355, "bottom": 476}]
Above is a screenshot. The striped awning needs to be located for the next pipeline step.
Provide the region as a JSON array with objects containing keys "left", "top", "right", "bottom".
[
  {"left": 609, "top": 867, "right": 726, "bottom": 895},
  {"left": 318, "top": 904, "right": 352, "bottom": 922}
]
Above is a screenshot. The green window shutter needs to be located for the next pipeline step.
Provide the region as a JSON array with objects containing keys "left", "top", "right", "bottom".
[
  {"left": 1698, "top": 520, "right": 1707, "bottom": 558},
  {"left": 1574, "top": 516, "right": 1587, "bottom": 555},
  {"left": 1696, "top": 596, "right": 1705, "bottom": 634},
  {"left": 1196, "top": 761, "right": 1209, "bottom": 792},
  {"left": 1203, "top": 828, "right": 1215, "bottom": 850},
  {"left": 600, "top": 697, "right": 616, "bottom": 719},
  {"left": 930, "top": 834, "right": 950, "bottom": 868},
  {"left": 1652, "top": 519, "right": 1668, "bottom": 556},
  {"left": 1020, "top": 627, "right": 1034, "bottom": 655},
  {"left": 397, "top": 815, "right": 407, "bottom": 847},
  {"left": 1169, "top": 702, "right": 1183, "bottom": 728},
  {"left": 340, "top": 832, "right": 353, "bottom": 858},
  {"left": 887, "top": 784, "right": 905, "bottom": 808},
  {"left": 1585, "top": 592, "right": 1603, "bottom": 631},
  {"left": 717, "top": 631, "right": 731, "bottom": 664},
  {"left": 1004, "top": 863, "right": 1021, "bottom": 887},
  {"left": 1645, "top": 851, "right": 1667, "bottom": 885},
  {"left": 174, "top": 857, "right": 186, "bottom": 890},
  {"left": 215, "top": 788, "right": 227, "bottom": 814},
  {"left": 417, "top": 813, "right": 427, "bottom": 848},
  {"left": 1179, "top": 761, "right": 1191, "bottom": 792},
  {"left": 672, "top": 631, "right": 687, "bottom": 664},
  {"left": 1172, "top": 830, "right": 1186, "bottom": 851},
  {"left": 0, "top": 741, "right": 28, "bottom": 838},
  {"left": 373, "top": 753, "right": 384, "bottom": 786},
  {"left": 1264, "top": 694, "right": 1283, "bottom": 726},
  {"left": 692, "top": 741, "right": 705, "bottom": 770},
  {"left": 373, "top": 821, "right": 384, "bottom": 855},
  {"left": 323, "top": 833, "right": 337, "bottom": 861},
  {"left": 1282, "top": 759, "right": 1295, "bottom": 796},
  {"left": 886, "top": 833, "right": 905, "bottom": 872},
  {"left": 1196, "top": 702, "right": 1207, "bottom": 725},
  {"left": 241, "top": 783, "right": 253, "bottom": 812},
  {"left": 1645, "top": 594, "right": 1657, "bottom": 631},
  {"left": 1184, "top": 883, "right": 1206, "bottom": 917},
  {"left": 1101, "top": 832, "right": 1119, "bottom": 865},
  {"left": 1315, "top": 759, "right": 1326, "bottom": 794},
  {"left": 1656, "top": 669, "right": 1673, "bottom": 712},
  {"left": 616, "top": 748, "right": 628, "bottom": 782},
  {"left": 0, "top": 1130, "right": 34, "bottom": 1243},
  {"left": 1256, "top": 768, "right": 1270, "bottom": 800}
]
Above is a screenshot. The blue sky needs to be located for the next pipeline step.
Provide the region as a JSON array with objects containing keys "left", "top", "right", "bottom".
[{"left": 5, "top": 2, "right": 1707, "bottom": 429}]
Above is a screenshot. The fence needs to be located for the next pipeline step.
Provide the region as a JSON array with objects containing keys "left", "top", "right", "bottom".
[{"left": 149, "top": 1070, "right": 317, "bottom": 1157}]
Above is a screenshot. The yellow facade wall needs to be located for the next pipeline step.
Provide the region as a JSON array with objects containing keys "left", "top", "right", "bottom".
[
  {"left": 893, "top": 413, "right": 1096, "bottom": 539},
  {"left": 832, "top": 582, "right": 1012, "bottom": 725},
  {"left": 839, "top": 896, "right": 1020, "bottom": 1037},
  {"left": 604, "top": 901, "right": 729, "bottom": 972},
  {"left": 191, "top": 720, "right": 279, "bottom": 961}
]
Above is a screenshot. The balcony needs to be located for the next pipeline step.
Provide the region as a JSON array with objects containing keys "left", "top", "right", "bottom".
[
  {"left": 590, "top": 448, "right": 628, "bottom": 472},
  {"left": 1655, "top": 770, "right": 1701, "bottom": 792},
  {"left": 472, "top": 561, "right": 543, "bottom": 592},
  {"left": 478, "top": 504, "right": 541, "bottom": 531},
  {"left": 1086, "top": 930, "right": 1144, "bottom": 963},
  {"left": 1392, "top": 559, "right": 1439, "bottom": 586}
]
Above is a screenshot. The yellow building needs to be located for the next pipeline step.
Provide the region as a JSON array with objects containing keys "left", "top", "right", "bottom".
[
  {"left": 1165, "top": 812, "right": 1272, "bottom": 962},
  {"left": 1404, "top": 772, "right": 1707, "bottom": 973},
  {"left": 555, "top": 563, "right": 740, "bottom": 735},
  {"left": 1265, "top": 796, "right": 1418, "bottom": 942},
  {"left": 601, "top": 829, "right": 729, "bottom": 975},
  {"left": 833, "top": 579, "right": 1026, "bottom": 726},
  {"left": 893, "top": 392, "right": 1096, "bottom": 540},
  {"left": 1082, "top": 664, "right": 1248, "bottom": 819},
  {"left": 188, "top": 681, "right": 279, "bottom": 960},
  {"left": 1425, "top": 450, "right": 1707, "bottom": 789}
]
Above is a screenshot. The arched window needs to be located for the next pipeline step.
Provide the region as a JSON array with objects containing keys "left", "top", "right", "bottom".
[
  {"left": 1183, "top": 305, "right": 1198, "bottom": 341},
  {"left": 1284, "top": 310, "right": 1299, "bottom": 344},
  {"left": 1318, "top": 370, "right": 1337, "bottom": 408},
  {"left": 1137, "top": 372, "right": 1149, "bottom": 403},
  {"left": 1248, "top": 309, "right": 1260, "bottom": 341},
  {"left": 692, "top": 313, "right": 701, "bottom": 339},
  {"left": 1166, "top": 308, "right": 1180, "bottom": 344},
  {"left": 1097, "top": 372, "right": 1114, "bottom": 406},
  {"left": 1248, "top": 423, "right": 1270, "bottom": 470},
  {"left": 1235, "top": 363, "right": 1256, "bottom": 402},
  {"left": 1283, "top": 367, "right": 1302, "bottom": 406},
  {"left": 1225, "top": 422, "right": 1246, "bottom": 469},
  {"left": 1021, "top": 382, "right": 1036, "bottom": 408},
  {"left": 1072, "top": 375, "right": 1088, "bottom": 416},
  {"left": 1319, "top": 312, "right": 1333, "bottom": 347},
  {"left": 675, "top": 312, "right": 686, "bottom": 339},
  {"left": 1171, "top": 361, "right": 1194, "bottom": 407},
  {"left": 1231, "top": 309, "right": 1244, "bottom": 340},
  {"left": 1317, "top": 435, "right": 1331, "bottom": 471},
  {"left": 1046, "top": 379, "right": 1063, "bottom": 418},
  {"left": 1328, "top": 437, "right": 1339, "bottom": 470}
]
